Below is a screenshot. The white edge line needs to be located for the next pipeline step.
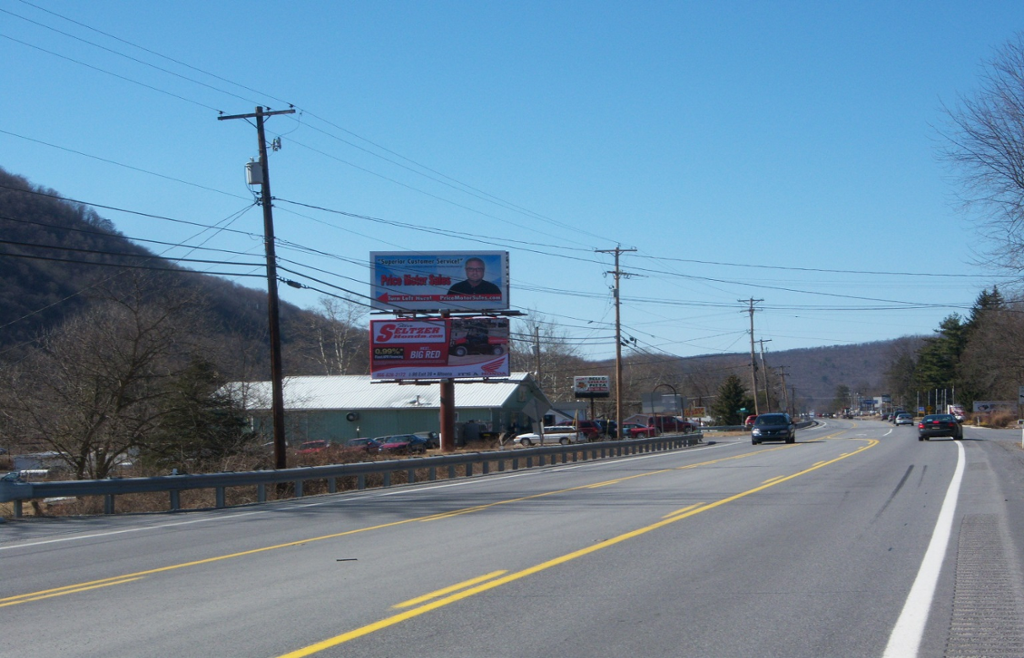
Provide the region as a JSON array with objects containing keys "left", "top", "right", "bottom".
[{"left": 882, "top": 439, "right": 965, "bottom": 658}]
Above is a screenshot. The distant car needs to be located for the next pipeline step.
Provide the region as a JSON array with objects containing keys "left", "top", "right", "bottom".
[
  {"left": 513, "top": 426, "right": 586, "bottom": 446},
  {"left": 413, "top": 431, "right": 440, "bottom": 449},
  {"left": 573, "top": 420, "right": 601, "bottom": 441},
  {"left": 918, "top": 414, "right": 963, "bottom": 441},
  {"left": 594, "top": 419, "right": 616, "bottom": 438},
  {"left": 750, "top": 413, "right": 795, "bottom": 444},
  {"left": 297, "top": 440, "right": 329, "bottom": 455},
  {"left": 346, "top": 437, "right": 382, "bottom": 453},
  {"left": 377, "top": 434, "right": 429, "bottom": 454},
  {"left": 744, "top": 414, "right": 758, "bottom": 429},
  {"left": 894, "top": 413, "right": 914, "bottom": 426},
  {"left": 621, "top": 423, "right": 659, "bottom": 438}
]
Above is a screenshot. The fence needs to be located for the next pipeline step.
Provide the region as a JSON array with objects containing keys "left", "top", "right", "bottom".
[{"left": 1, "top": 433, "right": 702, "bottom": 518}]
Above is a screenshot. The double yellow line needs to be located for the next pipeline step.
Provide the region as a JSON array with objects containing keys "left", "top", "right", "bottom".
[{"left": 277, "top": 438, "right": 878, "bottom": 657}]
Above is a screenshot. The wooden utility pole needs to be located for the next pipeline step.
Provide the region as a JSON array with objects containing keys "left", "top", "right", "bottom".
[
  {"left": 758, "top": 338, "right": 772, "bottom": 412},
  {"left": 598, "top": 246, "right": 635, "bottom": 438},
  {"left": 741, "top": 298, "right": 763, "bottom": 415},
  {"left": 219, "top": 106, "right": 295, "bottom": 469},
  {"left": 778, "top": 366, "right": 791, "bottom": 415}
]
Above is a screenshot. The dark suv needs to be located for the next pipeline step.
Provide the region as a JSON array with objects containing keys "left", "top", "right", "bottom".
[{"left": 751, "top": 413, "right": 796, "bottom": 444}]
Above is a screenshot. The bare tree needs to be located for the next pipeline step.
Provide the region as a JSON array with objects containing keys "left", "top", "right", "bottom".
[
  {"left": 942, "top": 33, "right": 1024, "bottom": 270},
  {"left": 1, "top": 277, "right": 205, "bottom": 479},
  {"left": 510, "top": 314, "right": 588, "bottom": 402},
  {"left": 299, "top": 296, "right": 369, "bottom": 375}
]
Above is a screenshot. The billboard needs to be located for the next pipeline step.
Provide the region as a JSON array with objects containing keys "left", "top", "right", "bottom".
[
  {"left": 574, "top": 376, "right": 610, "bottom": 398},
  {"left": 370, "top": 317, "right": 510, "bottom": 380},
  {"left": 371, "top": 251, "right": 509, "bottom": 313}
]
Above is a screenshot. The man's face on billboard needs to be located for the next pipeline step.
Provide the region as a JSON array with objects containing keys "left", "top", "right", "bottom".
[{"left": 465, "top": 259, "right": 485, "bottom": 283}]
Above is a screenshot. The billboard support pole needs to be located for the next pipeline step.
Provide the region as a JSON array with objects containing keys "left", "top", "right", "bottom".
[{"left": 440, "top": 378, "right": 456, "bottom": 452}]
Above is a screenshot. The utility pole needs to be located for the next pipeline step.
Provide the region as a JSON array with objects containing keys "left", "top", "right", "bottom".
[
  {"left": 758, "top": 338, "right": 772, "bottom": 412},
  {"left": 778, "top": 366, "right": 791, "bottom": 415},
  {"left": 741, "top": 298, "right": 763, "bottom": 415},
  {"left": 598, "top": 246, "right": 636, "bottom": 438},
  {"left": 533, "top": 324, "right": 542, "bottom": 383},
  {"left": 219, "top": 106, "right": 295, "bottom": 470}
]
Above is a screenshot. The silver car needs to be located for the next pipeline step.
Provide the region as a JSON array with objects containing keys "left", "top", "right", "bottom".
[{"left": 513, "top": 426, "right": 586, "bottom": 446}]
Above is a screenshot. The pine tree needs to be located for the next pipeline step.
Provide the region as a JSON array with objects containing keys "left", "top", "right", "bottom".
[{"left": 711, "top": 375, "right": 754, "bottom": 425}]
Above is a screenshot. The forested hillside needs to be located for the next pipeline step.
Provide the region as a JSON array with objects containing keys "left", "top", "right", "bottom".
[{"left": 0, "top": 167, "right": 367, "bottom": 378}]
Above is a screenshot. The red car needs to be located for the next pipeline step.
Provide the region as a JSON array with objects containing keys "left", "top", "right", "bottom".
[
  {"left": 297, "top": 440, "right": 329, "bottom": 455},
  {"left": 622, "top": 423, "right": 660, "bottom": 438},
  {"left": 573, "top": 420, "right": 601, "bottom": 440}
]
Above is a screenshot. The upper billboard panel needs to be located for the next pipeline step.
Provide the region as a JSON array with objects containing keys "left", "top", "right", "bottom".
[{"left": 370, "top": 251, "right": 510, "bottom": 313}]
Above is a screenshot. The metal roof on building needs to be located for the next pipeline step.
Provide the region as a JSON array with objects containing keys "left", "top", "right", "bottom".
[{"left": 235, "top": 373, "right": 542, "bottom": 412}]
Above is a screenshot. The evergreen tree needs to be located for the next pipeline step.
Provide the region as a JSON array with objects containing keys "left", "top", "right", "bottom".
[
  {"left": 711, "top": 375, "right": 754, "bottom": 425},
  {"left": 139, "top": 358, "right": 259, "bottom": 473}
]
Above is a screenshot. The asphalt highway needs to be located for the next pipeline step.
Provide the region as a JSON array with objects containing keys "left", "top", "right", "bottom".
[{"left": 3, "top": 419, "right": 1023, "bottom": 657}]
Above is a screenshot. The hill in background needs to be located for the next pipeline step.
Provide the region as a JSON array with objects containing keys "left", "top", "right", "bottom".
[{"left": 0, "top": 166, "right": 912, "bottom": 402}]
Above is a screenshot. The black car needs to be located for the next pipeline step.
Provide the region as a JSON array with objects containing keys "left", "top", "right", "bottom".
[
  {"left": 751, "top": 412, "right": 796, "bottom": 444},
  {"left": 917, "top": 414, "right": 963, "bottom": 441},
  {"left": 346, "top": 437, "right": 383, "bottom": 453}
]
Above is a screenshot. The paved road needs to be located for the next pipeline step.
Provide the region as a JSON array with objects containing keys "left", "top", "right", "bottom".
[{"left": 3, "top": 419, "right": 1023, "bottom": 657}]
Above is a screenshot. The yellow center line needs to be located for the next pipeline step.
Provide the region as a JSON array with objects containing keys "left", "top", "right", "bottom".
[
  {"left": 0, "top": 577, "right": 143, "bottom": 607},
  {"left": 6, "top": 431, "right": 866, "bottom": 608},
  {"left": 392, "top": 570, "right": 508, "bottom": 609},
  {"left": 662, "top": 503, "right": 704, "bottom": 521},
  {"left": 277, "top": 438, "right": 879, "bottom": 658}
]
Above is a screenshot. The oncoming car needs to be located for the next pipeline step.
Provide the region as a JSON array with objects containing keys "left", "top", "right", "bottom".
[
  {"left": 751, "top": 413, "right": 795, "bottom": 444},
  {"left": 513, "top": 426, "right": 586, "bottom": 446},
  {"left": 918, "top": 414, "right": 963, "bottom": 441}
]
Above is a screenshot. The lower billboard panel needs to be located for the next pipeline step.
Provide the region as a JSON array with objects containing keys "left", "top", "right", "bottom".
[{"left": 370, "top": 317, "right": 510, "bottom": 380}]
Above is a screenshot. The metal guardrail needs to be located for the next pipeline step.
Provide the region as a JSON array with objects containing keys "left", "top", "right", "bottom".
[{"left": 0, "top": 433, "right": 702, "bottom": 518}]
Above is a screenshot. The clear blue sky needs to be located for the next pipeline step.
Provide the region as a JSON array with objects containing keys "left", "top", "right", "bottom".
[{"left": 2, "top": 1, "right": 1022, "bottom": 361}]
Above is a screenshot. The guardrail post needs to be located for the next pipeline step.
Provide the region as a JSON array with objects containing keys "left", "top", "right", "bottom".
[
  {"left": 295, "top": 480, "right": 303, "bottom": 498},
  {"left": 13, "top": 499, "right": 22, "bottom": 518},
  {"left": 357, "top": 474, "right": 366, "bottom": 489},
  {"left": 170, "top": 490, "right": 180, "bottom": 511},
  {"left": 408, "top": 468, "right": 416, "bottom": 484},
  {"left": 383, "top": 472, "right": 391, "bottom": 488},
  {"left": 216, "top": 487, "right": 226, "bottom": 508},
  {"left": 448, "top": 465, "right": 456, "bottom": 479},
  {"left": 328, "top": 477, "right": 336, "bottom": 493},
  {"left": 104, "top": 494, "right": 114, "bottom": 515},
  {"left": 466, "top": 462, "right": 473, "bottom": 477},
  {"left": 258, "top": 484, "right": 266, "bottom": 502}
]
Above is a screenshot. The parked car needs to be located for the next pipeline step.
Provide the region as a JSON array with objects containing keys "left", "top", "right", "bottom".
[
  {"left": 573, "top": 420, "right": 601, "bottom": 441},
  {"left": 894, "top": 413, "right": 914, "bottom": 426},
  {"left": 646, "top": 416, "right": 695, "bottom": 434},
  {"left": 377, "top": 434, "right": 429, "bottom": 454},
  {"left": 413, "top": 431, "right": 440, "bottom": 449},
  {"left": 621, "top": 423, "right": 659, "bottom": 438},
  {"left": 750, "top": 413, "right": 795, "bottom": 444},
  {"left": 513, "top": 426, "right": 586, "bottom": 446},
  {"left": 594, "top": 419, "right": 617, "bottom": 438},
  {"left": 346, "top": 437, "right": 382, "bottom": 453},
  {"left": 918, "top": 414, "right": 963, "bottom": 441},
  {"left": 297, "top": 440, "right": 329, "bottom": 455}
]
